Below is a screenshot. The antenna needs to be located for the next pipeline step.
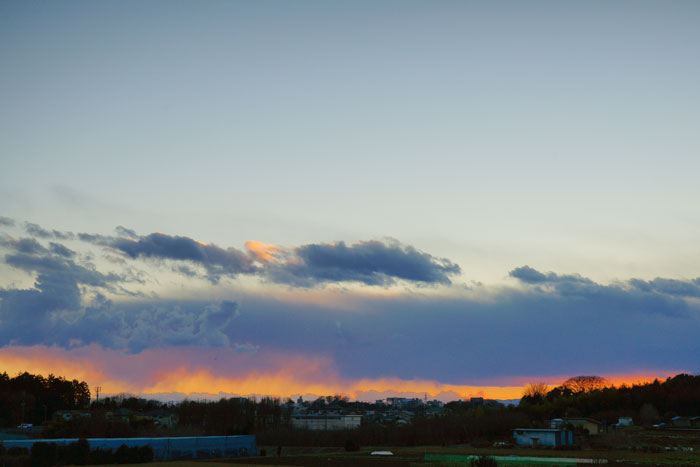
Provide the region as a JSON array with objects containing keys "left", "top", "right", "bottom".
[{"left": 95, "top": 386, "right": 102, "bottom": 403}]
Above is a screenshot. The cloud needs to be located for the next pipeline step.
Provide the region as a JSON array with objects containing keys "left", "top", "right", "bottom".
[
  {"left": 4, "top": 253, "right": 118, "bottom": 288},
  {"left": 49, "top": 242, "right": 76, "bottom": 258},
  {"left": 0, "top": 216, "right": 15, "bottom": 227},
  {"left": 629, "top": 277, "right": 700, "bottom": 298},
  {"left": 0, "top": 231, "right": 249, "bottom": 352},
  {"left": 509, "top": 265, "right": 548, "bottom": 283},
  {"left": 1, "top": 250, "right": 700, "bottom": 381},
  {"left": 0, "top": 237, "right": 49, "bottom": 255},
  {"left": 0, "top": 273, "right": 246, "bottom": 352},
  {"left": 115, "top": 226, "right": 137, "bottom": 238},
  {"left": 512, "top": 265, "right": 700, "bottom": 302},
  {"left": 24, "top": 222, "right": 75, "bottom": 240},
  {"left": 509, "top": 265, "right": 593, "bottom": 286},
  {"left": 109, "top": 233, "right": 258, "bottom": 282},
  {"left": 79, "top": 299, "right": 247, "bottom": 354},
  {"left": 245, "top": 240, "right": 282, "bottom": 262},
  {"left": 264, "top": 239, "right": 461, "bottom": 286},
  {"left": 0, "top": 345, "right": 532, "bottom": 401},
  {"left": 81, "top": 227, "right": 462, "bottom": 287},
  {"left": 3, "top": 223, "right": 699, "bottom": 385}
]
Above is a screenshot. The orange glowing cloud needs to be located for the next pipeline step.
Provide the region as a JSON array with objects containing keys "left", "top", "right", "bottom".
[
  {"left": 0, "top": 345, "right": 682, "bottom": 402},
  {"left": 245, "top": 241, "right": 283, "bottom": 262}
]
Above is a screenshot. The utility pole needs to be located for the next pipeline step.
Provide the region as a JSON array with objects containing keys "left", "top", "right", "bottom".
[
  {"left": 95, "top": 386, "right": 101, "bottom": 403},
  {"left": 20, "top": 391, "right": 26, "bottom": 427}
]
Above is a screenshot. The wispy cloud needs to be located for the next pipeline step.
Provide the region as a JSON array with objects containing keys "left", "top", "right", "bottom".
[{"left": 24, "top": 222, "right": 75, "bottom": 240}]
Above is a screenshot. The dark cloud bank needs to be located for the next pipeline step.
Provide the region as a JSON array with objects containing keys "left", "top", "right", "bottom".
[
  {"left": 0, "top": 234, "right": 244, "bottom": 353},
  {"left": 78, "top": 228, "right": 460, "bottom": 286},
  {"left": 1, "top": 223, "right": 699, "bottom": 382}
]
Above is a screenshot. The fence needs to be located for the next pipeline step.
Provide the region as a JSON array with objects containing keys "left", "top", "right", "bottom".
[{"left": 1, "top": 435, "right": 257, "bottom": 460}]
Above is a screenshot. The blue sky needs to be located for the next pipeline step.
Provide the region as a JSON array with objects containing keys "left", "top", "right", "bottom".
[{"left": 1, "top": 1, "right": 699, "bottom": 399}]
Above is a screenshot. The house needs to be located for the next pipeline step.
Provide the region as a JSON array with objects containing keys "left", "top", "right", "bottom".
[
  {"left": 550, "top": 417, "right": 602, "bottom": 435},
  {"left": 106, "top": 408, "right": 133, "bottom": 423},
  {"left": 513, "top": 428, "right": 575, "bottom": 447},
  {"left": 386, "top": 397, "right": 409, "bottom": 408},
  {"left": 53, "top": 410, "right": 91, "bottom": 421},
  {"left": 425, "top": 407, "right": 447, "bottom": 418},
  {"left": 291, "top": 414, "right": 362, "bottom": 430},
  {"left": 380, "top": 410, "right": 414, "bottom": 425},
  {"left": 671, "top": 416, "right": 700, "bottom": 428},
  {"left": 145, "top": 409, "right": 179, "bottom": 428}
]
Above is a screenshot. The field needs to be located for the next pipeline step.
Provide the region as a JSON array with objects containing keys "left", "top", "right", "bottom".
[{"left": 105, "top": 430, "right": 700, "bottom": 466}]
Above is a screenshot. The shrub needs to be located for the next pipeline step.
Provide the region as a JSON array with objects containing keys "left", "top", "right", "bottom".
[
  {"left": 30, "top": 442, "right": 57, "bottom": 467},
  {"left": 113, "top": 444, "right": 152, "bottom": 464},
  {"left": 65, "top": 438, "right": 90, "bottom": 465},
  {"left": 137, "top": 445, "right": 154, "bottom": 462},
  {"left": 344, "top": 438, "right": 360, "bottom": 452},
  {"left": 471, "top": 455, "right": 498, "bottom": 467},
  {"left": 88, "top": 447, "right": 114, "bottom": 464},
  {"left": 115, "top": 444, "right": 137, "bottom": 464},
  {"left": 7, "top": 447, "right": 29, "bottom": 456}
]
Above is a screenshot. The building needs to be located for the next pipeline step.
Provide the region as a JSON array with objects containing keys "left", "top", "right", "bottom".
[
  {"left": 1, "top": 435, "right": 257, "bottom": 460},
  {"left": 291, "top": 414, "right": 362, "bottom": 430},
  {"left": 513, "top": 428, "right": 575, "bottom": 447},
  {"left": 54, "top": 410, "right": 91, "bottom": 421},
  {"left": 425, "top": 407, "right": 447, "bottom": 418},
  {"left": 105, "top": 408, "right": 133, "bottom": 423},
  {"left": 145, "top": 409, "right": 179, "bottom": 428},
  {"left": 386, "top": 397, "right": 409, "bottom": 408},
  {"left": 615, "top": 417, "right": 634, "bottom": 427},
  {"left": 671, "top": 416, "right": 700, "bottom": 428},
  {"left": 551, "top": 417, "right": 602, "bottom": 435}
]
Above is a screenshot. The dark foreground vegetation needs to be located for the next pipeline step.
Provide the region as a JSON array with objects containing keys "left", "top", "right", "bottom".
[
  {"left": 0, "top": 372, "right": 90, "bottom": 428},
  {"left": 0, "top": 438, "right": 152, "bottom": 466},
  {"left": 1, "top": 370, "right": 699, "bottom": 463}
]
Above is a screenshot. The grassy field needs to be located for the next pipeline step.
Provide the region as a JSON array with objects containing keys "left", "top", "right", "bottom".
[{"left": 93, "top": 429, "right": 700, "bottom": 466}]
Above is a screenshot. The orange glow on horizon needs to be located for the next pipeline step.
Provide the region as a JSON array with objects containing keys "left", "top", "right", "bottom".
[{"left": 0, "top": 345, "right": 684, "bottom": 402}]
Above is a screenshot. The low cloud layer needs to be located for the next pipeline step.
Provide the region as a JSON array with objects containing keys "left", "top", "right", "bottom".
[{"left": 2, "top": 223, "right": 699, "bottom": 385}]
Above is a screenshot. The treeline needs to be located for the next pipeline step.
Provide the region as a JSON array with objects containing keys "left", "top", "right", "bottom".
[
  {"left": 519, "top": 373, "right": 700, "bottom": 425},
  {"left": 42, "top": 395, "right": 287, "bottom": 439},
  {"left": 0, "top": 372, "right": 90, "bottom": 427},
  {"left": 4, "top": 369, "right": 700, "bottom": 448},
  {"left": 0, "top": 439, "right": 152, "bottom": 466}
]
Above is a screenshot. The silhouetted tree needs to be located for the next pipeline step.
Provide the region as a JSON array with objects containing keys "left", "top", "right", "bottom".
[{"left": 563, "top": 375, "right": 607, "bottom": 393}]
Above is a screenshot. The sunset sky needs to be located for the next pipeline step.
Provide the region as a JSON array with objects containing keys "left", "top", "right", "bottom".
[{"left": 1, "top": 1, "right": 699, "bottom": 402}]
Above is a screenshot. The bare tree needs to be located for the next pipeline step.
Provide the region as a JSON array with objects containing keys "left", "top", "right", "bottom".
[
  {"left": 522, "top": 382, "right": 549, "bottom": 399},
  {"left": 562, "top": 375, "right": 607, "bottom": 393}
]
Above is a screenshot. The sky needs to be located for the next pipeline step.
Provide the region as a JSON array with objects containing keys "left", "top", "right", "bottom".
[{"left": 1, "top": 0, "right": 699, "bottom": 402}]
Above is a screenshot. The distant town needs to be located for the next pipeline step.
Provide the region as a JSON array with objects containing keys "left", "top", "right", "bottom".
[{"left": 1, "top": 371, "right": 700, "bottom": 465}]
